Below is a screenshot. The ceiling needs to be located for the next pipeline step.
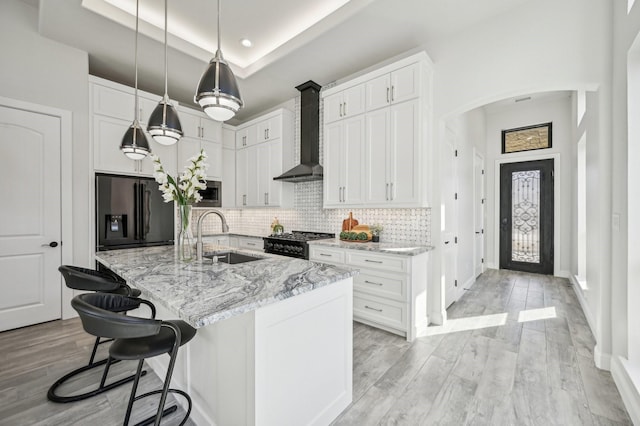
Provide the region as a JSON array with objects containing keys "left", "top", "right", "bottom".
[{"left": 35, "top": 0, "right": 534, "bottom": 124}]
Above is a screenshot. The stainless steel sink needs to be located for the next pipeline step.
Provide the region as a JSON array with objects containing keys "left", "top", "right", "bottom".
[{"left": 203, "top": 251, "right": 262, "bottom": 264}]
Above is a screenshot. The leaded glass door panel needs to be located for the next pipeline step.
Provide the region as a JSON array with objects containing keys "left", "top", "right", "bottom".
[{"left": 499, "top": 159, "right": 554, "bottom": 274}]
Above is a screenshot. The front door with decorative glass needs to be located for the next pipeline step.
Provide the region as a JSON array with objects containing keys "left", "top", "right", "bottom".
[{"left": 499, "top": 159, "right": 554, "bottom": 275}]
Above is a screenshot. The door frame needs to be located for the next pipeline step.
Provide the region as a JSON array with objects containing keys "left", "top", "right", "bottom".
[
  {"left": 0, "top": 96, "right": 74, "bottom": 319},
  {"left": 493, "top": 152, "right": 560, "bottom": 276},
  {"left": 473, "top": 148, "right": 485, "bottom": 277}
]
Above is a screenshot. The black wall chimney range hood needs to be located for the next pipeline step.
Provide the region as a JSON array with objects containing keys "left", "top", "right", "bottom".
[{"left": 273, "top": 80, "right": 323, "bottom": 183}]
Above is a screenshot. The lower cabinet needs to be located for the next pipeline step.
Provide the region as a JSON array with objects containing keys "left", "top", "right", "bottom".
[
  {"left": 238, "top": 236, "right": 263, "bottom": 251},
  {"left": 309, "top": 245, "right": 428, "bottom": 341}
]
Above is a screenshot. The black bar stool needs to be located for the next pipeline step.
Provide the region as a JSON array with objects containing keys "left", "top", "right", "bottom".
[
  {"left": 48, "top": 265, "right": 154, "bottom": 403},
  {"left": 72, "top": 293, "right": 197, "bottom": 426}
]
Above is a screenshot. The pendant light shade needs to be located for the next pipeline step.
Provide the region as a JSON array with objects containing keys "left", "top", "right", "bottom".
[
  {"left": 148, "top": 97, "right": 183, "bottom": 145},
  {"left": 195, "top": 0, "right": 243, "bottom": 121},
  {"left": 121, "top": 121, "right": 151, "bottom": 160},
  {"left": 147, "top": 0, "right": 182, "bottom": 145},
  {"left": 121, "top": 0, "right": 151, "bottom": 159}
]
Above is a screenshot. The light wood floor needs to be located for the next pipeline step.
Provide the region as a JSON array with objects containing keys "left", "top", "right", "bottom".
[
  {"left": 0, "top": 269, "right": 632, "bottom": 425},
  {"left": 332, "top": 269, "right": 633, "bottom": 425}
]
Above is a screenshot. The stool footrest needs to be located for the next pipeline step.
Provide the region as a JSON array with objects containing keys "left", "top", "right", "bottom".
[
  {"left": 47, "top": 358, "right": 147, "bottom": 403},
  {"left": 131, "top": 388, "right": 192, "bottom": 426}
]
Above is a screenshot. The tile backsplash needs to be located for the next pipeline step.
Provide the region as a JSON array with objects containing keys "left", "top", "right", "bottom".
[{"left": 192, "top": 91, "right": 431, "bottom": 245}]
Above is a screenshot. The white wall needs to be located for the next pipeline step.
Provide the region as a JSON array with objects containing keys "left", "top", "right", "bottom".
[
  {"left": 483, "top": 94, "right": 573, "bottom": 276},
  {"left": 0, "top": 0, "right": 90, "bottom": 272}
]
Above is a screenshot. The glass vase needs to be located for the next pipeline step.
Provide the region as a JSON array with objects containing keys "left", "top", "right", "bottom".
[{"left": 177, "top": 203, "right": 194, "bottom": 261}]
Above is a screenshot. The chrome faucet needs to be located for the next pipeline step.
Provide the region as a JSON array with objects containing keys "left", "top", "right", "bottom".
[{"left": 196, "top": 209, "right": 230, "bottom": 261}]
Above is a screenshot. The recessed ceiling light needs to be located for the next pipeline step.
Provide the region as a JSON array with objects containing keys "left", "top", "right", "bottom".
[{"left": 240, "top": 38, "right": 252, "bottom": 48}]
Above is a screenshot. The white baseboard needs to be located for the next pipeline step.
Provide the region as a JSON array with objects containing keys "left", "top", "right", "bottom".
[
  {"left": 556, "top": 269, "right": 570, "bottom": 278},
  {"left": 486, "top": 262, "right": 497, "bottom": 269},
  {"left": 594, "top": 344, "right": 612, "bottom": 371},
  {"left": 569, "top": 275, "right": 612, "bottom": 370},
  {"left": 611, "top": 356, "right": 640, "bottom": 425},
  {"left": 569, "top": 275, "right": 597, "bottom": 339}
]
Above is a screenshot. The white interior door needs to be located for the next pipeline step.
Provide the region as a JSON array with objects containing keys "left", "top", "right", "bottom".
[
  {"left": 0, "top": 105, "right": 62, "bottom": 331},
  {"left": 474, "top": 151, "right": 485, "bottom": 277},
  {"left": 442, "top": 128, "right": 458, "bottom": 308}
]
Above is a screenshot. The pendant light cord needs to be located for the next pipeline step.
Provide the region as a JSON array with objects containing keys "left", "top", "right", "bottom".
[
  {"left": 217, "top": 0, "right": 221, "bottom": 54},
  {"left": 134, "top": 0, "right": 140, "bottom": 122},
  {"left": 163, "top": 0, "right": 168, "bottom": 97}
]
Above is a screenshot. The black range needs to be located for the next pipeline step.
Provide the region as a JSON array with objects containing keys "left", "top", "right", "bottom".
[{"left": 263, "top": 231, "right": 335, "bottom": 259}]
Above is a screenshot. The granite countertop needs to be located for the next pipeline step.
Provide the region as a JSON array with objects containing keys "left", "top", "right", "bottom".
[
  {"left": 95, "top": 245, "right": 356, "bottom": 328},
  {"left": 307, "top": 238, "right": 434, "bottom": 256}
]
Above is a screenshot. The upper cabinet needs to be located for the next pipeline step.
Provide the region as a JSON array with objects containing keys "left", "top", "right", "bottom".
[
  {"left": 321, "top": 52, "right": 432, "bottom": 209},
  {"left": 235, "top": 113, "right": 283, "bottom": 149},
  {"left": 178, "top": 107, "right": 221, "bottom": 143},
  {"left": 90, "top": 76, "right": 178, "bottom": 177},
  {"left": 176, "top": 107, "right": 222, "bottom": 180},
  {"left": 235, "top": 108, "right": 294, "bottom": 208},
  {"left": 323, "top": 85, "right": 366, "bottom": 124},
  {"left": 221, "top": 125, "right": 236, "bottom": 208},
  {"left": 365, "top": 63, "right": 421, "bottom": 111}
]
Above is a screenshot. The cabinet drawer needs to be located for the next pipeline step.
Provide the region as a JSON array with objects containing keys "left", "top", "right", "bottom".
[
  {"left": 238, "top": 237, "right": 263, "bottom": 251},
  {"left": 346, "top": 252, "right": 407, "bottom": 273},
  {"left": 353, "top": 270, "right": 406, "bottom": 302},
  {"left": 309, "top": 246, "right": 345, "bottom": 265},
  {"left": 353, "top": 292, "right": 406, "bottom": 331},
  {"left": 210, "top": 236, "right": 229, "bottom": 246}
]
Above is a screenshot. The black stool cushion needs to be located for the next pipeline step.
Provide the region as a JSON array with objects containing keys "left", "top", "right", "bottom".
[
  {"left": 109, "top": 320, "right": 197, "bottom": 361},
  {"left": 59, "top": 265, "right": 141, "bottom": 297}
]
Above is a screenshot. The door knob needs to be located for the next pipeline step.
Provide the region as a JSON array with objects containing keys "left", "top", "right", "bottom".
[{"left": 42, "top": 241, "right": 59, "bottom": 248}]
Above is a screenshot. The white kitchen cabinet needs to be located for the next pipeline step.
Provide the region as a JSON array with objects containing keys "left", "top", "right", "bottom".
[
  {"left": 237, "top": 140, "right": 290, "bottom": 207},
  {"left": 209, "top": 235, "right": 229, "bottom": 246},
  {"left": 222, "top": 125, "right": 236, "bottom": 149},
  {"left": 323, "top": 116, "right": 365, "bottom": 208},
  {"left": 321, "top": 52, "right": 431, "bottom": 209},
  {"left": 365, "top": 99, "right": 420, "bottom": 206},
  {"left": 91, "top": 77, "right": 177, "bottom": 177},
  {"left": 236, "top": 147, "right": 249, "bottom": 207},
  {"left": 309, "top": 245, "right": 429, "bottom": 341},
  {"left": 235, "top": 110, "right": 285, "bottom": 148},
  {"left": 237, "top": 236, "right": 263, "bottom": 251},
  {"left": 178, "top": 107, "right": 221, "bottom": 142},
  {"left": 176, "top": 107, "right": 222, "bottom": 179},
  {"left": 235, "top": 126, "right": 255, "bottom": 149},
  {"left": 365, "top": 63, "right": 421, "bottom": 111},
  {"left": 222, "top": 147, "right": 235, "bottom": 208},
  {"left": 234, "top": 108, "right": 294, "bottom": 208},
  {"left": 256, "top": 115, "right": 281, "bottom": 142},
  {"left": 91, "top": 78, "right": 159, "bottom": 125},
  {"left": 323, "top": 85, "right": 365, "bottom": 124},
  {"left": 177, "top": 137, "right": 222, "bottom": 180},
  {"left": 92, "top": 114, "right": 177, "bottom": 176}
]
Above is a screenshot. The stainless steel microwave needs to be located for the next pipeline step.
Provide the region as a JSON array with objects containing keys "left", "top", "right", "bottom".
[{"left": 195, "top": 180, "right": 222, "bottom": 207}]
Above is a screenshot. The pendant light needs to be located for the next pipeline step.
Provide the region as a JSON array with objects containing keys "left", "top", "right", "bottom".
[
  {"left": 120, "top": 0, "right": 151, "bottom": 160},
  {"left": 194, "top": 0, "right": 243, "bottom": 122},
  {"left": 147, "top": 0, "right": 183, "bottom": 145}
]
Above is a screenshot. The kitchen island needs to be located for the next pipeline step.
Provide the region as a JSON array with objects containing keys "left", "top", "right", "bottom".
[{"left": 96, "top": 245, "right": 356, "bottom": 426}]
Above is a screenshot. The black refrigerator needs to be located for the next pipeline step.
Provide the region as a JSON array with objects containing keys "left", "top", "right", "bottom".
[{"left": 96, "top": 173, "right": 174, "bottom": 251}]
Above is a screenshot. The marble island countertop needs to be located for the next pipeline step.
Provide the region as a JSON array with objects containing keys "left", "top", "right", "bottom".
[
  {"left": 95, "top": 245, "right": 357, "bottom": 328},
  {"left": 308, "top": 238, "right": 434, "bottom": 256}
]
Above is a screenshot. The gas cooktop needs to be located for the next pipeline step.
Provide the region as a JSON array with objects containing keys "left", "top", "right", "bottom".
[
  {"left": 263, "top": 231, "right": 335, "bottom": 259},
  {"left": 266, "top": 231, "right": 335, "bottom": 242}
]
